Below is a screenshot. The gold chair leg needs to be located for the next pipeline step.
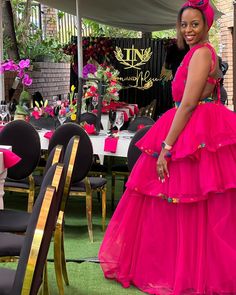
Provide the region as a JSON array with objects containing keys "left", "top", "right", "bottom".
[
  {"left": 111, "top": 172, "right": 116, "bottom": 211},
  {"left": 42, "top": 261, "right": 50, "bottom": 295},
  {"left": 61, "top": 229, "right": 69, "bottom": 286},
  {"left": 28, "top": 189, "right": 35, "bottom": 213},
  {"left": 54, "top": 213, "right": 65, "bottom": 295},
  {"left": 86, "top": 192, "right": 93, "bottom": 242},
  {"left": 101, "top": 187, "right": 106, "bottom": 231}
]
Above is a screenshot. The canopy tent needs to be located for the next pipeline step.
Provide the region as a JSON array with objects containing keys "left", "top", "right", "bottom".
[
  {"left": 38, "top": 0, "right": 220, "bottom": 32},
  {"left": 0, "top": 0, "right": 221, "bottom": 102}
]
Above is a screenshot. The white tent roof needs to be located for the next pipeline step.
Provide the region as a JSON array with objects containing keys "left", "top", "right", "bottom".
[{"left": 39, "top": 0, "right": 221, "bottom": 32}]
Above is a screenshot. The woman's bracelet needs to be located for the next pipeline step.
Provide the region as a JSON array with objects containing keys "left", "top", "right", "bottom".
[{"left": 161, "top": 141, "right": 172, "bottom": 151}]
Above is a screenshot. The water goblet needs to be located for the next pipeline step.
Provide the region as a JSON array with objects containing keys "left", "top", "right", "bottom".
[
  {"left": 114, "top": 111, "right": 124, "bottom": 133},
  {"left": 0, "top": 104, "right": 8, "bottom": 125},
  {"left": 58, "top": 111, "right": 67, "bottom": 125},
  {"left": 92, "top": 97, "right": 98, "bottom": 110}
]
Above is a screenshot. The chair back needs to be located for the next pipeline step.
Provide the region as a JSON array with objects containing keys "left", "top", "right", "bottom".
[
  {"left": 43, "top": 145, "right": 64, "bottom": 176},
  {"left": 11, "top": 163, "right": 65, "bottom": 295},
  {"left": 48, "top": 123, "right": 93, "bottom": 182},
  {"left": 127, "top": 116, "right": 155, "bottom": 132},
  {"left": 0, "top": 120, "right": 41, "bottom": 180},
  {"left": 127, "top": 125, "right": 152, "bottom": 171},
  {"left": 80, "top": 112, "right": 103, "bottom": 130}
]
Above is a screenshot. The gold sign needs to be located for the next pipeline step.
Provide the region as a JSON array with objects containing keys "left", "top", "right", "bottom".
[
  {"left": 114, "top": 45, "right": 161, "bottom": 90},
  {"left": 114, "top": 45, "right": 152, "bottom": 70}
]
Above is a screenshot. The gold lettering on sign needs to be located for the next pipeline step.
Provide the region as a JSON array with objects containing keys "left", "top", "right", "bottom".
[
  {"left": 114, "top": 45, "right": 152, "bottom": 70},
  {"left": 117, "top": 70, "right": 162, "bottom": 90}
]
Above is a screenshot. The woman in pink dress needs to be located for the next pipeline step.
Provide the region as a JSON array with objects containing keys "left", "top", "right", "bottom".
[{"left": 99, "top": 1, "right": 236, "bottom": 294}]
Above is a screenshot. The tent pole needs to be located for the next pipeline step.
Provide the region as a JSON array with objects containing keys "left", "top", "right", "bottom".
[
  {"left": 76, "top": 0, "right": 83, "bottom": 122},
  {"left": 0, "top": 0, "right": 4, "bottom": 103}
]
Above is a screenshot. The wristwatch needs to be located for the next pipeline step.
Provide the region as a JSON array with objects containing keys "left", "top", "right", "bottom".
[{"left": 161, "top": 141, "right": 172, "bottom": 151}]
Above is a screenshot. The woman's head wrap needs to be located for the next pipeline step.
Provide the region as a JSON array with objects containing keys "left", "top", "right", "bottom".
[{"left": 181, "top": 0, "right": 214, "bottom": 30}]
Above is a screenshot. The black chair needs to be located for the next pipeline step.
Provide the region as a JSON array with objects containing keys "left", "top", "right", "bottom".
[
  {"left": 0, "top": 145, "right": 64, "bottom": 234},
  {"left": 111, "top": 125, "right": 152, "bottom": 210},
  {"left": 49, "top": 123, "right": 107, "bottom": 242},
  {"left": 0, "top": 120, "right": 41, "bottom": 212},
  {"left": 111, "top": 118, "right": 155, "bottom": 210},
  {"left": 80, "top": 112, "right": 108, "bottom": 178},
  {"left": 0, "top": 136, "right": 80, "bottom": 295},
  {"left": 0, "top": 163, "right": 65, "bottom": 295}
]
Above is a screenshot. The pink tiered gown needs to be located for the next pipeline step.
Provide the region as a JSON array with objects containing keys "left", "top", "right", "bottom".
[{"left": 99, "top": 43, "right": 236, "bottom": 294}]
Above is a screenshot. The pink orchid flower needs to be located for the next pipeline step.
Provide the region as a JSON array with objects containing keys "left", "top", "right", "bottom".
[
  {"left": 22, "top": 73, "right": 33, "bottom": 86},
  {"left": 19, "top": 59, "right": 30, "bottom": 69}
]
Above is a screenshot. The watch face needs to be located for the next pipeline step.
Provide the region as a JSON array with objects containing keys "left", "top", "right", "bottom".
[{"left": 161, "top": 142, "right": 166, "bottom": 149}]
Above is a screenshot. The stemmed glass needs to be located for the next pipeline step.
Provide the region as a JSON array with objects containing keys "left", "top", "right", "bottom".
[
  {"left": 114, "top": 111, "right": 124, "bottom": 133},
  {"left": 58, "top": 110, "right": 67, "bottom": 125},
  {"left": 92, "top": 97, "right": 98, "bottom": 110},
  {"left": 0, "top": 105, "right": 8, "bottom": 125}
]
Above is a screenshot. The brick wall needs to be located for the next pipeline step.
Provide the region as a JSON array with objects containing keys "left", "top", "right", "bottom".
[
  {"left": 5, "top": 62, "right": 71, "bottom": 102},
  {"left": 216, "top": 1, "right": 234, "bottom": 109},
  {"left": 41, "top": 4, "right": 58, "bottom": 38}
]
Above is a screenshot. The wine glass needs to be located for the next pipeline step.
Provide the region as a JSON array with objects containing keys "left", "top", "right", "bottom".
[
  {"left": 114, "top": 111, "right": 124, "bottom": 133},
  {"left": 92, "top": 97, "right": 98, "bottom": 110},
  {"left": 58, "top": 110, "right": 67, "bottom": 125},
  {"left": 0, "top": 104, "right": 8, "bottom": 125}
]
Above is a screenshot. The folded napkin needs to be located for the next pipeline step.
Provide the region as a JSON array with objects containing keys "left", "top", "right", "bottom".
[
  {"left": 84, "top": 123, "right": 96, "bottom": 135},
  {"left": 104, "top": 137, "right": 118, "bottom": 153},
  {"left": 0, "top": 149, "right": 22, "bottom": 169},
  {"left": 44, "top": 130, "right": 54, "bottom": 139}
]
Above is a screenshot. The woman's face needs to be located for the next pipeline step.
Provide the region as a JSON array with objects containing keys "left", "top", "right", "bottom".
[{"left": 180, "top": 8, "right": 208, "bottom": 48}]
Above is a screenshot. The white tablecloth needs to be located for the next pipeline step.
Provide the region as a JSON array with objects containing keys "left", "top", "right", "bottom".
[{"left": 38, "top": 130, "right": 133, "bottom": 164}]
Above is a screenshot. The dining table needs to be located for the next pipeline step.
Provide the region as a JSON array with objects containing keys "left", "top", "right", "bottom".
[{"left": 38, "top": 129, "right": 134, "bottom": 164}]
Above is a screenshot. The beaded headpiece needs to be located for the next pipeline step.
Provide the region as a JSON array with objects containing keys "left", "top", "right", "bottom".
[{"left": 182, "top": 0, "right": 215, "bottom": 30}]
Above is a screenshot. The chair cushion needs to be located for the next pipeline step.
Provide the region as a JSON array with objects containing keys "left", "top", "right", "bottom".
[
  {"left": 0, "top": 268, "right": 15, "bottom": 295},
  {"left": 0, "top": 210, "right": 30, "bottom": 232},
  {"left": 0, "top": 233, "right": 24, "bottom": 257},
  {"left": 71, "top": 177, "right": 107, "bottom": 191},
  {"left": 4, "top": 178, "right": 30, "bottom": 189}
]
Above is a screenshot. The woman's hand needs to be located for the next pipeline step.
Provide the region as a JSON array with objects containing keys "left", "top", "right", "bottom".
[{"left": 157, "top": 149, "right": 169, "bottom": 182}]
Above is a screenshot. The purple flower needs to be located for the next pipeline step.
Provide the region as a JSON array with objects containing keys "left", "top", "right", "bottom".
[
  {"left": 19, "top": 59, "right": 30, "bottom": 69},
  {"left": 83, "top": 63, "right": 97, "bottom": 78},
  {"left": 22, "top": 73, "right": 33, "bottom": 86},
  {"left": 1, "top": 60, "right": 19, "bottom": 72}
]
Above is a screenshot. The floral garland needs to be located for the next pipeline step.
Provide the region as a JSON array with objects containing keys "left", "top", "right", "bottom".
[
  {"left": 63, "top": 37, "right": 115, "bottom": 69},
  {"left": 82, "top": 63, "right": 122, "bottom": 103}
]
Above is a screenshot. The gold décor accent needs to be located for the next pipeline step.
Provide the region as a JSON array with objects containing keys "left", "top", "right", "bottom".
[
  {"left": 114, "top": 45, "right": 152, "bottom": 70},
  {"left": 21, "top": 186, "right": 56, "bottom": 294}
]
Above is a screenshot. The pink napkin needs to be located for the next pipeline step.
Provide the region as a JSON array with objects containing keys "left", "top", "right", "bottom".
[
  {"left": 104, "top": 137, "right": 118, "bottom": 153},
  {"left": 0, "top": 149, "right": 22, "bottom": 168},
  {"left": 44, "top": 131, "right": 54, "bottom": 139},
  {"left": 84, "top": 123, "right": 96, "bottom": 135},
  {"left": 0, "top": 125, "right": 5, "bottom": 132}
]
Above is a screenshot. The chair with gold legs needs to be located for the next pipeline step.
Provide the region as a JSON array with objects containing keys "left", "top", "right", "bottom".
[
  {"left": 0, "top": 163, "right": 65, "bottom": 294},
  {"left": 0, "top": 120, "right": 41, "bottom": 212},
  {"left": 111, "top": 118, "right": 155, "bottom": 210}
]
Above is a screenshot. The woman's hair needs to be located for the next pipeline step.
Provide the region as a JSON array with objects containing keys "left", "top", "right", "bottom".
[{"left": 176, "top": 6, "right": 207, "bottom": 49}]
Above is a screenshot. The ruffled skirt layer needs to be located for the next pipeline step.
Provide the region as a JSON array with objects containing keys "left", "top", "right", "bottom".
[{"left": 99, "top": 103, "right": 236, "bottom": 294}]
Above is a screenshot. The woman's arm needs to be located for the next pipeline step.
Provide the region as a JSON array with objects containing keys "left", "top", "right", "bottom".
[{"left": 157, "top": 47, "right": 212, "bottom": 180}]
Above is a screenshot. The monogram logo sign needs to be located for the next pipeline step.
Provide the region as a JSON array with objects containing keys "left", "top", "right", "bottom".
[
  {"left": 114, "top": 45, "right": 152, "bottom": 70},
  {"left": 114, "top": 44, "right": 161, "bottom": 90}
]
